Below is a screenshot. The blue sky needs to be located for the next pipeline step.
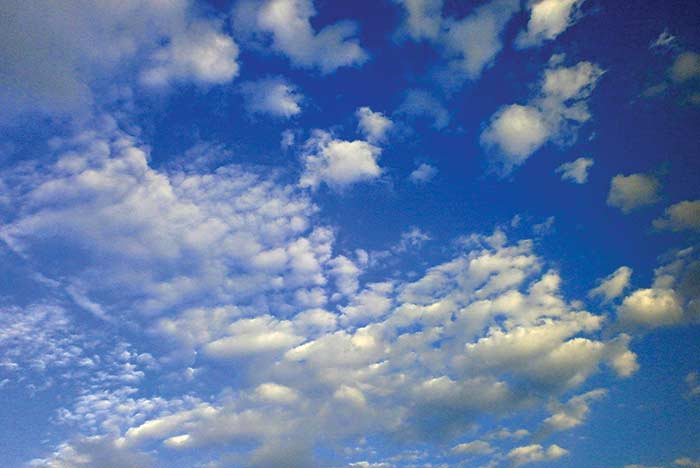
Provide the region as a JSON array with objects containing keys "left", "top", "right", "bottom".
[{"left": 0, "top": 1, "right": 699, "bottom": 467}]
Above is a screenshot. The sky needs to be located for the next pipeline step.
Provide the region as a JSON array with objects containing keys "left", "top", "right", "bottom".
[{"left": 0, "top": 0, "right": 699, "bottom": 467}]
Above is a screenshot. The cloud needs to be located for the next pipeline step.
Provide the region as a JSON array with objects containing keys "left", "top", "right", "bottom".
[
  {"left": 396, "top": 89, "right": 450, "bottom": 129},
  {"left": 516, "top": 0, "right": 585, "bottom": 48},
  {"left": 232, "top": 0, "right": 367, "bottom": 74},
  {"left": 0, "top": 1, "right": 239, "bottom": 118},
  {"left": 0, "top": 120, "right": 329, "bottom": 318},
  {"left": 543, "top": 388, "right": 607, "bottom": 431},
  {"left": 299, "top": 130, "right": 383, "bottom": 190},
  {"left": 140, "top": 20, "right": 239, "bottom": 88},
  {"left": 394, "top": 0, "right": 520, "bottom": 86},
  {"left": 669, "top": 52, "right": 700, "bottom": 83},
  {"left": 394, "top": 0, "right": 444, "bottom": 41},
  {"left": 240, "top": 76, "right": 303, "bottom": 118},
  {"left": 438, "top": 0, "right": 520, "bottom": 86},
  {"left": 27, "top": 436, "right": 155, "bottom": 468},
  {"left": 618, "top": 288, "right": 684, "bottom": 327},
  {"left": 685, "top": 371, "right": 700, "bottom": 398},
  {"left": 507, "top": 444, "right": 569, "bottom": 465},
  {"left": 556, "top": 157, "right": 594, "bottom": 184},
  {"left": 676, "top": 458, "right": 700, "bottom": 468},
  {"left": 589, "top": 266, "right": 633, "bottom": 303},
  {"left": 618, "top": 247, "right": 700, "bottom": 328},
  {"left": 653, "top": 200, "right": 700, "bottom": 231},
  {"left": 607, "top": 173, "right": 661, "bottom": 213},
  {"left": 451, "top": 440, "right": 495, "bottom": 455},
  {"left": 650, "top": 29, "right": 678, "bottom": 51},
  {"left": 356, "top": 107, "right": 393, "bottom": 143},
  {"left": 409, "top": 163, "right": 438, "bottom": 183},
  {"left": 481, "top": 58, "right": 604, "bottom": 174}
]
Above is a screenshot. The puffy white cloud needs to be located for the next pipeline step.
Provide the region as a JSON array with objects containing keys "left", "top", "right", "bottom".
[
  {"left": 618, "top": 288, "right": 684, "bottom": 327},
  {"left": 653, "top": 200, "right": 700, "bottom": 231},
  {"left": 543, "top": 388, "right": 607, "bottom": 431},
  {"left": 409, "top": 163, "right": 438, "bottom": 183},
  {"left": 140, "top": 21, "right": 239, "bottom": 88},
  {"left": 556, "top": 157, "right": 594, "bottom": 184},
  {"left": 232, "top": 0, "right": 367, "bottom": 74},
  {"left": 356, "top": 107, "right": 393, "bottom": 143},
  {"left": 396, "top": 89, "right": 450, "bottom": 129},
  {"left": 508, "top": 444, "right": 569, "bottom": 465},
  {"left": 481, "top": 105, "right": 550, "bottom": 168},
  {"left": 607, "top": 173, "right": 661, "bottom": 213},
  {"left": 481, "top": 58, "right": 604, "bottom": 174},
  {"left": 516, "top": 0, "right": 585, "bottom": 48},
  {"left": 589, "top": 266, "right": 633, "bottom": 303},
  {"left": 299, "top": 130, "right": 383, "bottom": 190},
  {"left": 240, "top": 76, "right": 303, "bottom": 118},
  {"left": 451, "top": 440, "right": 495, "bottom": 455},
  {"left": 0, "top": 1, "right": 239, "bottom": 118}
]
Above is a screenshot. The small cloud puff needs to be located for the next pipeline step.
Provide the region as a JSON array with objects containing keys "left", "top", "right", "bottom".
[
  {"left": 232, "top": 0, "right": 367, "bottom": 74},
  {"left": 409, "top": 163, "right": 438, "bottom": 183},
  {"left": 240, "top": 77, "right": 303, "bottom": 118},
  {"left": 607, "top": 173, "right": 661, "bottom": 213},
  {"left": 516, "top": 0, "right": 586, "bottom": 49},
  {"left": 556, "top": 157, "right": 594, "bottom": 184},
  {"left": 356, "top": 107, "right": 393, "bottom": 143}
]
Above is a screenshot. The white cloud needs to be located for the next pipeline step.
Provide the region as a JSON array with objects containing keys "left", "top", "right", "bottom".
[
  {"left": 396, "top": 89, "right": 450, "bottom": 129},
  {"left": 409, "top": 163, "right": 438, "bottom": 183},
  {"left": 481, "top": 58, "right": 604, "bottom": 174},
  {"left": 240, "top": 76, "right": 303, "bottom": 118},
  {"left": 394, "top": 0, "right": 519, "bottom": 86},
  {"left": 27, "top": 436, "right": 155, "bottom": 468},
  {"left": 232, "top": 0, "right": 367, "bottom": 74},
  {"left": 356, "top": 107, "right": 393, "bottom": 143},
  {"left": 394, "top": 0, "right": 444, "bottom": 41},
  {"left": 653, "top": 200, "right": 700, "bottom": 231},
  {"left": 451, "top": 440, "right": 495, "bottom": 455},
  {"left": 589, "top": 266, "right": 633, "bottom": 303},
  {"left": 516, "top": 0, "right": 585, "bottom": 48},
  {"left": 556, "top": 157, "right": 594, "bottom": 184},
  {"left": 438, "top": 0, "right": 520, "bottom": 85},
  {"left": 607, "top": 173, "right": 661, "bottom": 213},
  {"left": 543, "top": 388, "right": 607, "bottom": 431},
  {"left": 0, "top": 121, "right": 328, "bottom": 318},
  {"left": 618, "top": 288, "right": 684, "bottom": 327},
  {"left": 140, "top": 21, "right": 239, "bottom": 88},
  {"left": 0, "top": 1, "right": 239, "bottom": 118},
  {"left": 299, "top": 130, "right": 383, "bottom": 190},
  {"left": 508, "top": 444, "right": 569, "bottom": 465},
  {"left": 651, "top": 29, "right": 677, "bottom": 51}
]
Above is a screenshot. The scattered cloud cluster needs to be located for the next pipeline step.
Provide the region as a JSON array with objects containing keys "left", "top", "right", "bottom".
[
  {"left": 481, "top": 57, "right": 604, "bottom": 174},
  {"left": 232, "top": 0, "right": 367, "bottom": 74}
]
